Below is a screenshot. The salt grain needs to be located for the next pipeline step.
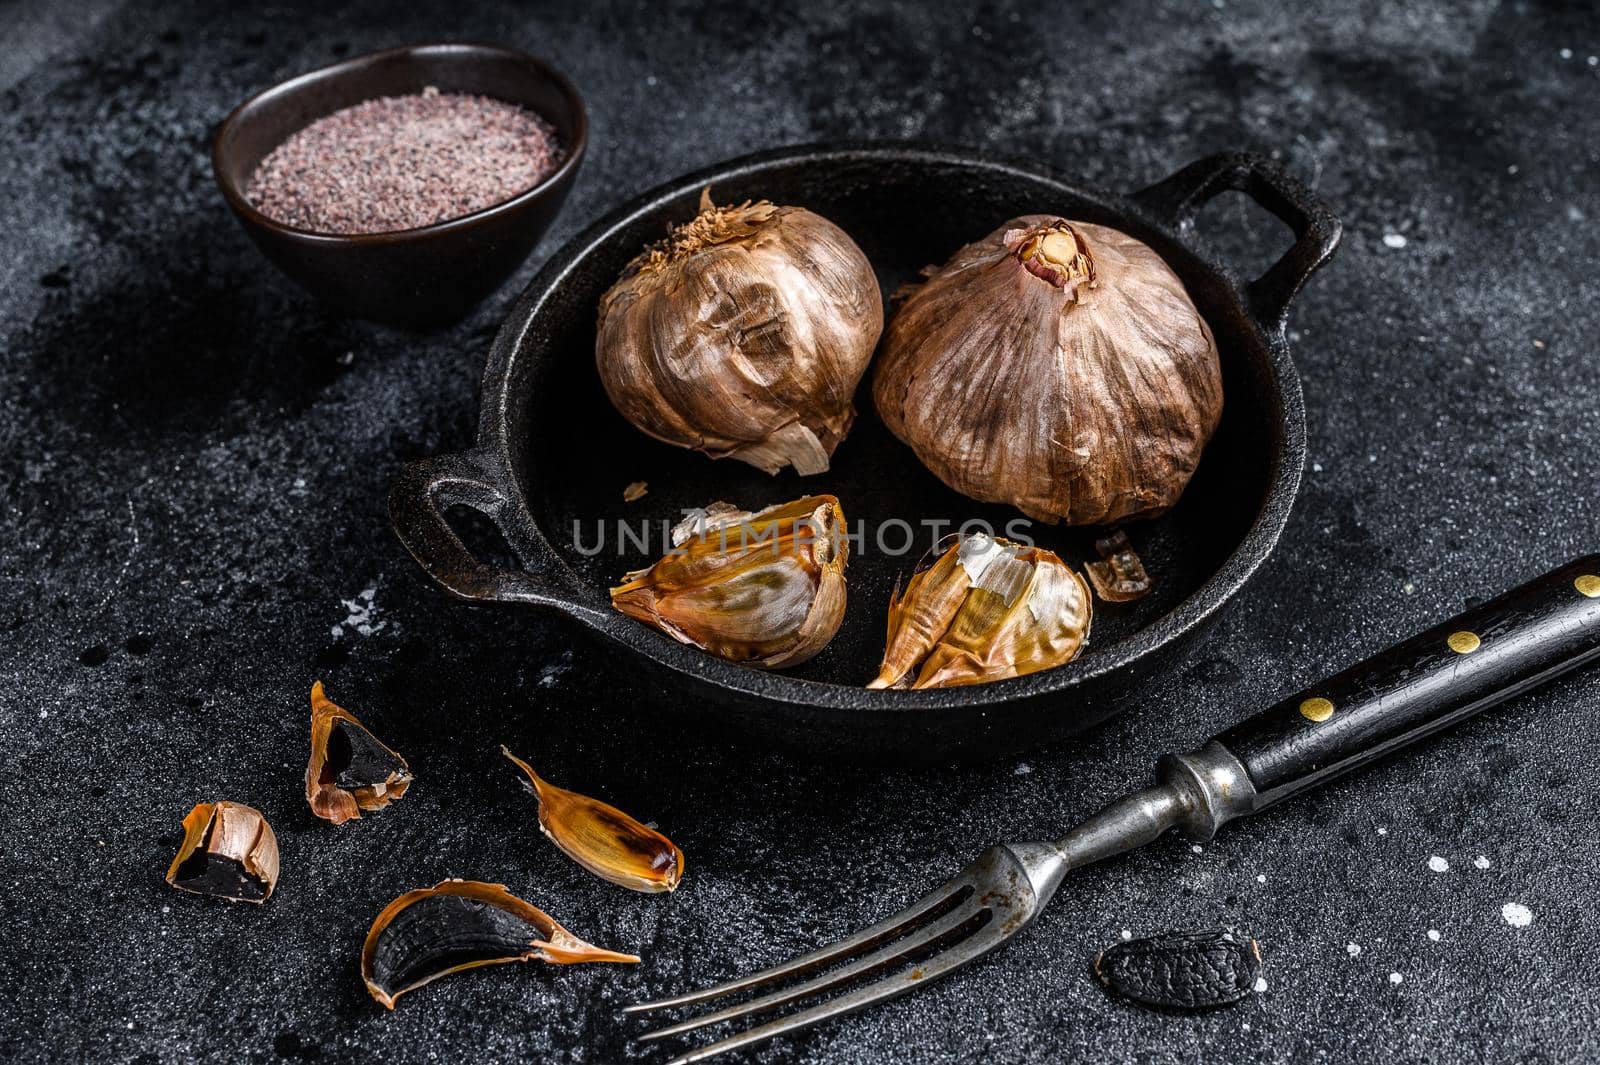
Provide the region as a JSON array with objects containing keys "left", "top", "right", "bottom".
[
  {"left": 1473, "top": 855, "right": 1491, "bottom": 870},
  {"left": 1389, "top": 972, "right": 1404, "bottom": 985},
  {"left": 1382, "top": 232, "right": 1408, "bottom": 248},
  {"left": 1501, "top": 902, "right": 1533, "bottom": 928},
  {"left": 248, "top": 89, "right": 563, "bottom": 235},
  {"left": 1427, "top": 929, "right": 1441, "bottom": 941},
  {"left": 1427, "top": 854, "right": 1449, "bottom": 873},
  {"left": 1346, "top": 942, "right": 1361, "bottom": 957}
]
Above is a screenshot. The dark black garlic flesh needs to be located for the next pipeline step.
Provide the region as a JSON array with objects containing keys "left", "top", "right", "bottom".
[
  {"left": 360, "top": 880, "right": 639, "bottom": 1009},
  {"left": 1094, "top": 929, "right": 1263, "bottom": 1009},
  {"left": 165, "top": 800, "right": 280, "bottom": 903},
  {"left": 305, "top": 681, "right": 412, "bottom": 825}
]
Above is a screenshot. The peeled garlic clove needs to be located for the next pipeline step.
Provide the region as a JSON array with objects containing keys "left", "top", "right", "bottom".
[
  {"left": 872, "top": 534, "right": 1092, "bottom": 690},
  {"left": 501, "top": 747, "right": 684, "bottom": 893},
  {"left": 873, "top": 217, "right": 1222, "bottom": 525},
  {"left": 611, "top": 495, "right": 848, "bottom": 669},
  {"left": 596, "top": 193, "right": 883, "bottom": 475},
  {"left": 305, "top": 681, "right": 412, "bottom": 825},
  {"left": 360, "top": 879, "right": 639, "bottom": 1009},
  {"left": 165, "top": 801, "right": 280, "bottom": 903}
]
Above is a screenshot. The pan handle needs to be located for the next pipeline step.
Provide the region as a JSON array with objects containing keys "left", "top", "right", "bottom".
[
  {"left": 389, "top": 449, "right": 604, "bottom": 620},
  {"left": 1131, "top": 152, "right": 1341, "bottom": 329}
]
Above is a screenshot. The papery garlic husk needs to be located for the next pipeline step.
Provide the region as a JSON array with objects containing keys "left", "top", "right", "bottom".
[
  {"left": 610, "top": 495, "right": 848, "bottom": 668},
  {"left": 869, "top": 533, "right": 1092, "bottom": 690},
  {"left": 501, "top": 746, "right": 684, "bottom": 893},
  {"left": 873, "top": 217, "right": 1223, "bottom": 525},
  {"left": 596, "top": 192, "right": 883, "bottom": 475}
]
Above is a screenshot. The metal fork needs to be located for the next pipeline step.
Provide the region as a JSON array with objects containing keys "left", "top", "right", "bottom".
[{"left": 625, "top": 555, "right": 1600, "bottom": 1062}]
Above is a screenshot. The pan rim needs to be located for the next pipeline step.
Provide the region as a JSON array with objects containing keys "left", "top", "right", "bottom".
[{"left": 472, "top": 141, "right": 1306, "bottom": 713}]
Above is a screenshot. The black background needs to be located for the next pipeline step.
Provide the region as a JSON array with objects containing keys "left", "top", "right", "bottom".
[{"left": 2, "top": 1, "right": 1597, "bottom": 1062}]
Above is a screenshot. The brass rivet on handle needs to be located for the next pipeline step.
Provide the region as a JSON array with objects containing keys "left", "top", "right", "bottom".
[
  {"left": 1447, "top": 630, "right": 1482, "bottom": 654},
  {"left": 1576, "top": 574, "right": 1600, "bottom": 598},
  {"left": 1299, "top": 697, "right": 1335, "bottom": 722}
]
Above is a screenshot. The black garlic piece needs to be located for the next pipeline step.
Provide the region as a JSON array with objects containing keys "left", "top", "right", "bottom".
[
  {"left": 305, "top": 682, "right": 411, "bottom": 825},
  {"left": 1094, "top": 930, "right": 1263, "bottom": 1010},
  {"left": 165, "top": 801, "right": 280, "bottom": 903}
]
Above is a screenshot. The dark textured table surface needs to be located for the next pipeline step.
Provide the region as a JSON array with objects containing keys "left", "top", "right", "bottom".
[{"left": 3, "top": 1, "right": 1598, "bottom": 1062}]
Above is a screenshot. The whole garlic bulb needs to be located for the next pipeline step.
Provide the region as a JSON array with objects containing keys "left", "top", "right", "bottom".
[
  {"left": 597, "top": 193, "right": 883, "bottom": 475},
  {"left": 872, "top": 217, "right": 1223, "bottom": 525}
]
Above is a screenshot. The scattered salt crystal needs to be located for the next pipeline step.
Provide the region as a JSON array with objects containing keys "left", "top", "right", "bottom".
[
  {"left": 1377, "top": 827, "right": 1387, "bottom": 836},
  {"left": 1403, "top": 582, "right": 1415, "bottom": 594},
  {"left": 1252, "top": 976, "right": 1268, "bottom": 993},
  {"left": 1121, "top": 929, "right": 1132, "bottom": 940},
  {"left": 1560, "top": 47, "right": 1573, "bottom": 59},
  {"left": 1389, "top": 972, "right": 1404, "bottom": 985},
  {"left": 1382, "top": 232, "right": 1408, "bottom": 248},
  {"left": 1427, "top": 855, "right": 1449, "bottom": 873},
  {"left": 1312, "top": 462, "right": 1324, "bottom": 472},
  {"left": 1427, "top": 929, "right": 1440, "bottom": 942},
  {"left": 1191, "top": 844, "right": 1203, "bottom": 854},
  {"left": 1256, "top": 874, "right": 1267, "bottom": 884},
  {"left": 1013, "top": 763, "right": 1033, "bottom": 776},
  {"left": 1501, "top": 902, "right": 1533, "bottom": 928},
  {"left": 1347, "top": 943, "right": 1361, "bottom": 957},
  {"left": 1473, "top": 855, "right": 1491, "bottom": 870}
]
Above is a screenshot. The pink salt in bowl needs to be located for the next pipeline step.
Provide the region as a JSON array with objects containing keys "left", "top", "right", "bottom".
[{"left": 212, "top": 42, "right": 587, "bottom": 328}]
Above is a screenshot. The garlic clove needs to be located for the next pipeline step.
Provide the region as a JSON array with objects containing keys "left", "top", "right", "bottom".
[
  {"left": 872, "top": 536, "right": 1093, "bottom": 690},
  {"left": 361, "top": 880, "right": 638, "bottom": 1009},
  {"left": 869, "top": 537, "right": 974, "bottom": 689},
  {"left": 611, "top": 495, "right": 848, "bottom": 668},
  {"left": 305, "top": 682, "right": 412, "bottom": 825},
  {"left": 501, "top": 747, "right": 684, "bottom": 893},
  {"left": 165, "top": 801, "right": 280, "bottom": 903}
]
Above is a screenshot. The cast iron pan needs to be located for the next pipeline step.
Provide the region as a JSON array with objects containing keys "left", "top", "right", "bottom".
[{"left": 390, "top": 144, "right": 1340, "bottom": 764}]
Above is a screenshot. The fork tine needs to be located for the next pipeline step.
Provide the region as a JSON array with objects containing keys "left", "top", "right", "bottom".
[
  {"left": 623, "top": 876, "right": 975, "bottom": 1014},
  {"left": 659, "top": 916, "right": 1013, "bottom": 1065},
  {"left": 638, "top": 895, "right": 988, "bottom": 1041}
]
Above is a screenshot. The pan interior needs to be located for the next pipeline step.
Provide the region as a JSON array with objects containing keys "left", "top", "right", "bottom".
[{"left": 511, "top": 153, "right": 1280, "bottom": 691}]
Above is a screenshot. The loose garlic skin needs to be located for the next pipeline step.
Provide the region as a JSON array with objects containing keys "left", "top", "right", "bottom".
[
  {"left": 873, "top": 217, "right": 1223, "bottom": 525},
  {"left": 597, "top": 194, "right": 883, "bottom": 476}
]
